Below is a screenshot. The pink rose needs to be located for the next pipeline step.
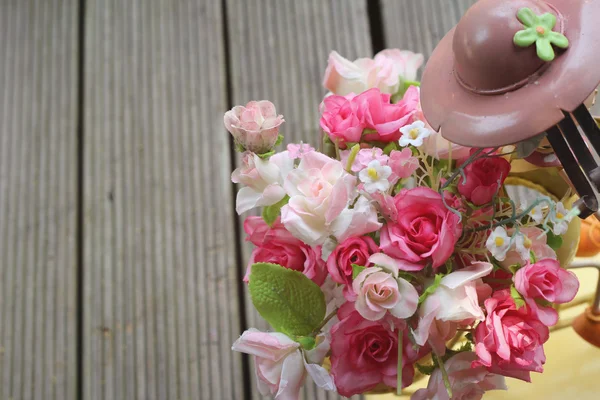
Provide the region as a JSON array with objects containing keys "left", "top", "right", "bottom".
[
  {"left": 322, "top": 50, "right": 424, "bottom": 96},
  {"left": 354, "top": 88, "right": 417, "bottom": 142},
  {"left": 473, "top": 289, "right": 549, "bottom": 382},
  {"left": 281, "top": 152, "right": 357, "bottom": 245},
  {"left": 224, "top": 101, "right": 284, "bottom": 154},
  {"left": 380, "top": 187, "right": 462, "bottom": 270},
  {"left": 326, "top": 236, "right": 378, "bottom": 297},
  {"left": 329, "top": 303, "right": 423, "bottom": 397},
  {"left": 458, "top": 157, "right": 511, "bottom": 206},
  {"left": 244, "top": 216, "right": 327, "bottom": 285},
  {"left": 414, "top": 262, "right": 492, "bottom": 354},
  {"left": 231, "top": 151, "right": 294, "bottom": 214},
  {"left": 320, "top": 94, "right": 364, "bottom": 147},
  {"left": 501, "top": 227, "right": 557, "bottom": 269},
  {"left": 232, "top": 329, "right": 305, "bottom": 399},
  {"left": 514, "top": 259, "right": 579, "bottom": 326},
  {"left": 352, "top": 265, "right": 418, "bottom": 321},
  {"left": 413, "top": 352, "right": 507, "bottom": 400}
]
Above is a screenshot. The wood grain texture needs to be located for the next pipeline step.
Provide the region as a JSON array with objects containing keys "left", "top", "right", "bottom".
[
  {"left": 0, "top": 1, "right": 78, "bottom": 399},
  {"left": 226, "top": 0, "right": 371, "bottom": 398},
  {"left": 83, "top": 1, "right": 244, "bottom": 399},
  {"left": 381, "top": 0, "right": 477, "bottom": 61}
]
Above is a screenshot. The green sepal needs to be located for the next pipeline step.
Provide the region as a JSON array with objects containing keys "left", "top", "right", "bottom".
[
  {"left": 297, "top": 336, "right": 317, "bottom": 351},
  {"left": 352, "top": 264, "right": 366, "bottom": 280},
  {"left": 416, "top": 363, "right": 436, "bottom": 376},
  {"left": 383, "top": 141, "right": 399, "bottom": 156},
  {"left": 248, "top": 263, "right": 326, "bottom": 337},
  {"left": 511, "top": 285, "right": 526, "bottom": 309},
  {"left": 418, "top": 274, "right": 444, "bottom": 305},
  {"left": 262, "top": 195, "right": 290, "bottom": 227},
  {"left": 258, "top": 150, "right": 276, "bottom": 159},
  {"left": 546, "top": 231, "right": 563, "bottom": 250},
  {"left": 529, "top": 250, "right": 537, "bottom": 264},
  {"left": 274, "top": 134, "right": 284, "bottom": 147},
  {"left": 508, "top": 264, "right": 521, "bottom": 275}
]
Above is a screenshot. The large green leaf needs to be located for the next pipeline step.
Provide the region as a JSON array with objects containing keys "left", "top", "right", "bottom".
[{"left": 248, "top": 263, "right": 326, "bottom": 337}]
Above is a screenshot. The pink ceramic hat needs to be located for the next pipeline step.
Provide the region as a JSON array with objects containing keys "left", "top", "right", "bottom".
[{"left": 421, "top": 0, "right": 600, "bottom": 218}]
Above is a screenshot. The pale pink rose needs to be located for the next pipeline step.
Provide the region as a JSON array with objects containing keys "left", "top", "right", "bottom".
[
  {"left": 422, "top": 130, "right": 472, "bottom": 160},
  {"left": 232, "top": 329, "right": 305, "bottom": 399},
  {"left": 414, "top": 262, "right": 493, "bottom": 354},
  {"left": 329, "top": 303, "right": 425, "bottom": 397},
  {"left": 501, "top": 227, "right": 557, "bottom": 268},
  {"left": 380, "top": 187, "right": 462, "bottom": 270},
  {"left": 243, "top": 216, "right": 327, "bottom": 285},
  {"left": 286, "top": 143, "right": 314, "bottom": 159},
  {"left": 412, "top": 352, "right": 507, "bottom": 400},
  {"left": 281, "top": 152, "right": 356, "bottom": 245},
  {"left": 331, "top": 195, "right": 383, "bottom": 243},
  {"left": 322, "top": 50, "right": 424, "bottom": 96},
  {"left": 473, "top": 289, "right": 549, "bottom": 382},
  {"left": 388, "top": 148, "right": 419, "bottom": 181},
  {"left": 369, "top": 191, "right": 398, "bottom": 221},
  {"left": 232, "top": 329, "right": 335, "bottom": 399},
  {"left": 340, "top": 147, "right": 389, "bottom": 173},
  {"left": 352, "top": 265, "right": 418, "bottom": 321},
  {"left": 374, "top": 49, "right": 424, "bottom": 83},
  {"left": 354, "top": 88, "right": 417, "bottom": 142},
  {"left": 231, "top": 151, "right": 294, "bottom": 214},
  {"left": 224, "top": 100, "right": 284, "bottom": 154},
  {"left": 320, "top": 94, "right": 364, "bottom": 147},
  {"left": 326, "top": 236, "right": 379, "bottom": 300},
  {"left": 514, "top": 259, "right": 579, "bottom": 326}
]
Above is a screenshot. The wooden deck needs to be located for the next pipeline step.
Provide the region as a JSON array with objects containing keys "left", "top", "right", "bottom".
[{"left": 0, "top": 1, "right": 477, "bottom": 399}]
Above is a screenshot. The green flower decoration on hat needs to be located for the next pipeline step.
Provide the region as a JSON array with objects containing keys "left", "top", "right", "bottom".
[{"left": 513, "top": 7, "right": 569, "bottom": 62}]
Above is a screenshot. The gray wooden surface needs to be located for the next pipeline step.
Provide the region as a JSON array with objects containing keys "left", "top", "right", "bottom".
[
  {"left": 0, "top": 1, "right": 472, "bottom": 399},
  {"left": 0, "top": 1, "right": 79, "bottom": 399}
]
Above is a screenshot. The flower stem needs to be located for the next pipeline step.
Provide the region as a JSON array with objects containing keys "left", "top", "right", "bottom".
[
  {"left": 432, "top": 350, "right": 452, "bottom": 398},
  {"left": 345, "top": 144, "right": 360, "bottom": 173},
  {"left": 312, "top": 308, "right": 338, "bottom": 336},
  {"left": 397, "top": 327, "right": 403, "bottom": 396}
]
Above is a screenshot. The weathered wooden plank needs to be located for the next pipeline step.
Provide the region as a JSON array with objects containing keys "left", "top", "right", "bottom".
[
  {"left": 83, "top": 1, "right": 244, "bottom": 399},
  {"left": 381, "top": 0, "right": 476, "bottom": 61},
  {"left": 0, "top": 1, "right": 79, "bottom": 399},
  {"left": 226, "top": 0, "right": 371, "bottom": 398}
]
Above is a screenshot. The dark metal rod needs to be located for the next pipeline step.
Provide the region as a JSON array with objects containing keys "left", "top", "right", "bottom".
[
  {"left": 573, "top": 104, "right": 600, "bottom": 156},
  {"left": 559, "top": 112, "right": 598, "bottom": 175}
]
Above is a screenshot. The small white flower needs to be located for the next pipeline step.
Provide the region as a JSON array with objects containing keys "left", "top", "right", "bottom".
[
  {"left": 529, "top": 204, "right": 544, "bottom": 224},
  {"left": 551, "top": 202, "right": 574, "bottom": 235},
  {"left": 515, "top": 233, "right": 533, "bottom": 262},
  {"left": 399, "top": 121, "right": 432, "bottom": 147},
  {"left": 486, "top": 227, "right": 511, "bottom": 261},
  {"left": 358, "top": 160, "right": 392, "bottom": 193}
]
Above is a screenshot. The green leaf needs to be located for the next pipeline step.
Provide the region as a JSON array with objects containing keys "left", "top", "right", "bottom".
[
  {"left": 262, "top": 195, "right": 290, "bottom": 227},
  {"left": 416, "top": 363, "right": 436, "bottom": 376},
  {"left": 418, "top": 274, "right": 444, "bottom": 305},
  {"left": 546, "top": 231, "right": 563, "bottom": 250},
  {"left": 508, "top": 264, "right": 521, "bottom": 275},
  {"left": 511, "top": 285, "right": 526, "bottom": 309},
  {"left": 249, "top": 263, "right": 326, "bottom": 337},
  {"left": 383, "top": 141, "right": 399, "bottom": 156},
  {"left": 352, "top": 264, "right": 366, "bottom": 280},
  {"left": 455, "top": 340, "right": 473, "bottom": 353}
]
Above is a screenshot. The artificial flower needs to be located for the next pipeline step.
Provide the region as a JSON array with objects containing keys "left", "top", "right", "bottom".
[
  {"left": 340, "top": 147, "right": 389, "bottom": 173},
  {"left": 551, "top": 202, "right": 575, "bottom": 235},
  {"left": 458, "top": 156, "right": 510, "bottom": 206},
  {"left": 514, "top": 259, "right": 579, "bottom": 326},
  {"left": 358, "top": 160, "right": 393, "bottom": 193},
  {"left": 388, "top": 148, "right": 420, "bottom": 181},
  {"left": 319, "top": 93, "right": 364, "bottom": 147},
  {"left": 485, "top": 227, "right": 511, "bottom": 261},
  {"left": 224, "top": 101, "right": 284, "bottom": 154},
  {"left": 232, "top": 151, "right": 294, "bottom": 214},
  {"left": 399, "top": 120, "right": 432, "bottom": 147},
  {"left": 501, "top": 227, "right": 556, "bottom": 267},
  {"left": 287, "top": 143, "right": 314, "bottom": 159}
]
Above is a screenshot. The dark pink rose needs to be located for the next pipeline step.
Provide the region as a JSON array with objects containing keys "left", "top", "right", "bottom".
[
  {"left": 329, "top": 302, "right": 424, "bottom": 397},
  {"left": 514, "top": 259, "right": 579, "bottom": 326},
  {"left": 243, "top": 216, "right": 327, "bottom": 285},
  {"left": 473, "top": 289, "right": 549, "bottom": 382},
  {"left": 380, "top": 187, "right": 462, "bottom": 270},
  {"left": 326, "top": 236, "right": 378, "bottom": 299},
  {"left": 458, "top": 157, "right": 511, "bottom": 206},
  {"left": 320, "top": 94, "right": 364, "bottom": 147},
  {"left": 354, "top": 88, "right": 417, "bottom": 142}
]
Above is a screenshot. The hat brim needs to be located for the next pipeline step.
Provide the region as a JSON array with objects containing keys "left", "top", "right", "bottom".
[{"left": 421, "top": 0, "right": 600, "bottom": 148}]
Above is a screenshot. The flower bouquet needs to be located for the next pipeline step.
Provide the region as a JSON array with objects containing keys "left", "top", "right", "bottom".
[{"left": 226, "top": 47, "right": 580, "bottom": 400}]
